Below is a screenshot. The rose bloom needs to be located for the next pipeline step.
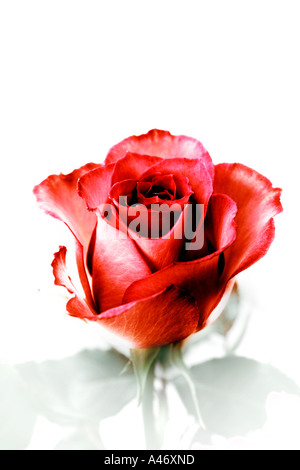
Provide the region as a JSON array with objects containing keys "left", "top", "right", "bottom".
[{"left": 34, "top": 130, "right": 282, "bottom": 349}]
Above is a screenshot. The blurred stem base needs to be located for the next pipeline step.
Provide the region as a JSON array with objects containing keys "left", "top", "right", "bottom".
[
  {"left": 130, "top": 342, "right": 205, "bottom": 450},
  {"left": 141, "top": 359, "right": 160, "bottom": 450},
  {"left": 130, "top": 347, "right": 161, "bottom": 449}
]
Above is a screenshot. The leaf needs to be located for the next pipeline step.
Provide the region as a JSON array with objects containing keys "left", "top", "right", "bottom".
[
  {"left": 174, "top": 355, "right": 300, "bottom": 438},
  {"left": 0, "top": 364, "right": 38, "bottom": 450},
  {"left": 17, "top": 349, "right": 137, "bottom": 427},
  {"left": 130, "top": 347, "right": 160, "bottom": 404}
]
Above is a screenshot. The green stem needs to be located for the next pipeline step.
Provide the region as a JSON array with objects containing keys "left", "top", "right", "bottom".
[{"left": 141, "top": 361, "right": 160, "bottom": 450}]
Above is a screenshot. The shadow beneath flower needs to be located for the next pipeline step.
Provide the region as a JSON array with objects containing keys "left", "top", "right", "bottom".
[
  {"left": 0, "top": 364, "right": 38, "bottom": 450},
  {"left": 173, "top": 355, "right": 300, "bottom": 444},
  {"left": 17, "top": 349, "right": 136, "bottom": 426},
  {"left": 0, "top": 349, "right": 137, "bottom": 450},
  {"left": 171, "top": 285, "right": 300, "bottom": 446},
  {"left": 1, "top": 317, "right": 300, "bottom": 449}
]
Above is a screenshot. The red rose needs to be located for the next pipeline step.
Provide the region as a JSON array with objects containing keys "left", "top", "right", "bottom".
[{"left": 34, "top": 129, "right": 282, "bottom": 348}]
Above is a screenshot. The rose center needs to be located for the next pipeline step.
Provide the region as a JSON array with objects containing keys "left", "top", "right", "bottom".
[{"left": 136, "top": 173, "right": 176, "bottom": 206}]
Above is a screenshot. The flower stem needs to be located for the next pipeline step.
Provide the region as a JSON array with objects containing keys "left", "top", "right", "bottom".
[{"left": 141, "top": 360, "right": 160, "bottom": 450}]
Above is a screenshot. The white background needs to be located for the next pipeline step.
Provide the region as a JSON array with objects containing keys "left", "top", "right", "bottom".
[{"left": 0, "top": 0, "right": 300, "bottom": 450}]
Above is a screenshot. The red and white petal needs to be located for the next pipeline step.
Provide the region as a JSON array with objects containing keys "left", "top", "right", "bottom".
[
  {"left": 105, "top": 129, "right": 214, "bottom": 179},
  {"left": 115, "top": 202, "right": 192, "bottom": 271},
  {"left": 77, "top": 162, "right": 116, "bottom": 211},
  {"left": 186, "top": 193, "right": 237, "bottom": 261},
  {"left": 91, "top": 214, "right": 152, "bottom": 313},
  {"left": 213, "top": 163, "right": 283, "bottom": 280},
  {"left": 97, "top": 285, "right": 199, "bottom": 349},
  {"left": 140, "top": 157, "right": 213, "bottom": 210},
  {"left": 51, "top": 246, "right": 97, "bottom": 320},
  {"left": 205, "top": 194, "right": 238, "bottom": 251},
  {"left": 123, "top": 253, "right": 233, "bottom": 331},
  {"left": 123, "top": 198, "right": 238, "bottom": 330},
  {"left": 74, "top": 238, "right": 96, "bottom": 310},
  {"left": 33, "top": 163, "right": 99, "bottom": 248},
  {"left": 111, "top": 152, "right": 162, "bottom": 186}
]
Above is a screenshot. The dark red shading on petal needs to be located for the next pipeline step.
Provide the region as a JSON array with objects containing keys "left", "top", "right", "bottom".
[
  {"left": 123, "top": 198, "right": 238, "bottom": 329},
  {"left": 51, "top": 246, "right": 97, "bottom": 320},
  {"left": 186, "top": 193, "right": 237, "bottom": 261},
  {"left": 77, "top": 162, "right": 116, "bottom": 211},
  {"left": 86, "top": 224, "right": 97, "bottom": 276},
  {"left": 97, "top": 285, "right": 199, "bottom": 348},
  {"left": 109, "top": 180, "right": 157, "bottom": 239},
  {"left": 33, "top": 163, "right": 99, "bottom": 248},
  {"left": 109, "top": 178, "right": 193, "bottom": 270},
  {"left": 137, "top": 174, "right": 175, "bottom": 205},
  {"left": 136, "top": 173, "right": 193, "bottom": 207},
  {"left": 118, "top": 203, "right": 192, "bottom": 271},
  {"left": 109, "top": 179, "right": 138, "bottom": 207},
  {"left": 111, "top": 152, "right": 163, "bottom": 186},
  {"left": 213, "top": 163, "right": 283, "bottom": 280},
  {"left": 205, "top": 194, "right": 238, "bottom": 251},
  {"left": 74, "top": 238, "right": 96, "bottom": 310},
  {"left": 139, "top": 157, "right": 213, "bottom": 211},
  {"left": 173, "top": 174, "right": 194, "bottom": 200},
  {"left": 123, "top": 252, "right": 221, "bottom": 331},
  {"left": 105, "top": 129, "right": 214, "bottom": 180},
  {"left": 91, "top": 214, "right": 152, "bottom": 313}
]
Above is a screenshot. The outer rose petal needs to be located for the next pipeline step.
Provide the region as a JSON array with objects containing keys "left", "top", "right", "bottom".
[
  {"left": 33, "top": 163, "right": 99, "bottom": 248},
  {"left": 54, "top": 246, "right": 199, "bottom": 347},
  {"left": 205, "top": 194, "right": 238, "bottom": 251},
  {"left": 91, "top": 213, "right": 152, "bottom": 312},
  {"left": 52, "top": 246, "right": 97, "bottom": 320},
  {"left": 123, "top": 251, "right": 226, "bottom": 331},
  {"left": 213, "top": 163, "right": 283, "bottom": 280},
  {"left": 74, "top": 238, "right": 96, "bottom": 310},
  {"left": 186, "top": 193, "right": 237, "bottom": 261},
  {"left": 105, "top": 129, "right": 214, "bottom": 180},
  {"left": 96, "top": 285, "right": 199, "bottom": 348},
  {"left": 77, "top": 162, "right": 116, "bottom": 211}
]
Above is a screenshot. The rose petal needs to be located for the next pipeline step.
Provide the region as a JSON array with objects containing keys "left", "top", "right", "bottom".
[
  {"left": 109, "top": 178, "right": 194, "bottom": 270},
  {"left": 139, "top": 157, "right": 213, "bottom": 209},
  {"left": 123, "top": 252, "right": 223, "bottom": 331},
  {"left": 118, "top": 203, "right": 192, "bottom": 271},
  {"left": 55, "top": 247, "right": 199, "bottom": 347},
  {"left": 173, "top": 174, "right": 194, "bottom": 199},
  {"left": 136, "top": 174, "right": 175, "bottom": 205},
  {"left": 74, "top": 238, "right": 96, "bottom": 310},
  {"left": 111, "top": 152, "right": 163, "bottom": 186},
  {"left": 213, "top": 163, "right": 283, "bottom": 279},
  {"left": 105, "top": 129, "right": 214, "bottom": 180},
  {"left": 34, "top": 163, "right": 99, "bottom": 248},
  {"left": 136, "top": 173, "right": 193, "bottom": 207},
  {"left": 206, "top": 194, "right": 238, "bottom": 251},
  {"left": 51, "top": 246, "right": 97, "bottom": 320},
  {"left": 77, "top": 162, "right": 116, "bottom": 211},
  {"left": 91, "top": 214, "right": 152, "bottom": 312},
  {"left": 109, "top": 179, "right": 138, "bottom": 207},
  {"left": 97, "top": 285, "right": 199, "bottom": 348},
  {"left": 123, "top": 197, "right": 238, "bottom": 329},
  {"left": 186, "top": 193, "right": 237, "bottom": 261}
]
